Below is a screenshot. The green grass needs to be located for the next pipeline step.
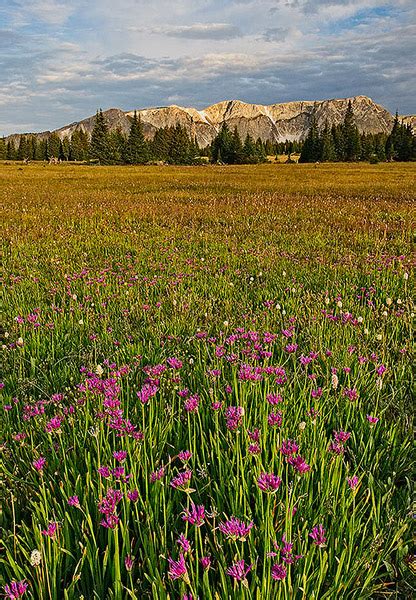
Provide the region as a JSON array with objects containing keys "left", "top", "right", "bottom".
[{"left": 1, "top": 162, "right": 415, "bottom": 599}]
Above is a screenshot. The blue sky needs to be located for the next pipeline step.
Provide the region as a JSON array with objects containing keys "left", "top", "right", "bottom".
[{"left": 0, "top": 0, "right": 415, "bottom": 134}]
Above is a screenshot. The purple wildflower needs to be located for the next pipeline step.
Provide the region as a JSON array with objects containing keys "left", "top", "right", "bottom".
[
  {"left": 257, "top": 472, "right": 282, "bottom": 493},
  {"left": 309, "top": 524, "right": 326, "bottom": 547},
  {"left": 219, "top": 516, "right": 253, "bottom": 541},
  {"left": 226, "top": 559, "right": 252, "bottom": 582},
  {"left": 4, "top": 580, "right": 28, "bottom": 599},
  {"left": 271, "top": 563, "right": 287, "bottom": 581},
  {"left": 182, "top": 503, "right": 205, "bottom": 526},
  {"left": 167, "top": 554, "right": 188, "bottom": 581}
]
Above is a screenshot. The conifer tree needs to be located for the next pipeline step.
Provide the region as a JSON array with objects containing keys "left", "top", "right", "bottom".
[
  {"left": 90, "top": 109, "right": 110, "bottom": 163},
  {"left": 47, "top": 133, "right": 61, "bottom": 159},
  {"left": 342, "top": 100, "right": 361, "bottom": 161},
  {"left": 299, "top": 117, "right": 320, "bottom": 162},
  {"left": 124, "top": 111, "right": 148, "bottom": 164}
]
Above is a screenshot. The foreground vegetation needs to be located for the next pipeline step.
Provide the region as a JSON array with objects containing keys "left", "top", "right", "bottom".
[{"left": 1, "top": 162, "right": 415, "bottom": 599}]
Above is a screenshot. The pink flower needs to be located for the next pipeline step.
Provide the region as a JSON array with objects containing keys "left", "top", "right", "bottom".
[
  {"left": 279, "top": 439, "right": 299, "bottom": 456},
  {"left": 41, "top": 521, "right": 58, "bottom": 538},
  {"left": 150, "top": 466, "right": 165, "bottom": 482},
  {"left": 268, "top": 411, "right": 283, "bottom": 427},
  {"left": 309, "top": 524, "right": 326, "bottom": 547},
  {"left": 287, "top": 455, "right": 310, "bottom": 474},
  {"left": 177, "top": 534, "right": 191, "bottom": 553},
  {"left": 127, "top": 489, "right": 139, "bottom": 502},
  {"left": 68, "top": 495, "right": 80, "bottom": 507},
  {"left": 226, "top": 559, "right": 252, "bottom": 582},
  {"left": 124, "top": 554, "right": 134, "bottom": 571},
  {"left": 170, "top": 470, "right": 192, "bottom": 490},
  {"left": 178, "top": 450, "right": 192, "bottom": 462},
  {"left": 366, "top": 415, "right": 379, "bottom": 424},
  {"left": 4, "top": 580, "right": 28, "bottom": 599},
  {"left": 33, "top": 457, "right": 46, "bottom": 472},
  {"left": 184, "top": 395, "right": 199, "bottom": 413},
  {"left": 257, "top": 472, "right": 282, "bottom": 493},
  {"left": 219, "top": 516, "right": 253, "bottom": 541},
  {"left": 113, "top": 450, "right": 127, "bottom": 462},
  {"left": 167, "top": 554, "right": 188, "bottom": 581},
  {"left": 200, "top": 555, "right": 211, "bottom": 570},
  {"left": 266, "top": 393, "right": 282, "bottom": 405},
  {"left": 347, "top": 476, "right": 359, "bottom": 490},
  {"left": 271, "top": 563, "right": 287, "bottom": 581},
  {"left": 182, "top": 503, "right": 205, "bottom": 526}
]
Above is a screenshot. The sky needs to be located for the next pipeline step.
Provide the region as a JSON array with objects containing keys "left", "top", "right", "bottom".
[{"left": 0, "top": 0, "right": 415, "bottom": 134}]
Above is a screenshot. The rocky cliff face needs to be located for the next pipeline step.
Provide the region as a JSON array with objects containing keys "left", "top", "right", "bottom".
[{"left": 5, "top": 96, "right": 415, "bottom": 148}]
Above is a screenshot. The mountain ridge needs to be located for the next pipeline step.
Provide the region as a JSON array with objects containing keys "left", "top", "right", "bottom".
[{"left": 5, "top": 96, "right": 416, "bottom": 148}]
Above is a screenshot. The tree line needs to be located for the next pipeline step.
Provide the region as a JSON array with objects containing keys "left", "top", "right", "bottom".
[
  {"left": 299, "top": 101, "right": 415, "bottom": 162},
  {"left": 1, "top": 104, "right": 414, "bottom": 164}
]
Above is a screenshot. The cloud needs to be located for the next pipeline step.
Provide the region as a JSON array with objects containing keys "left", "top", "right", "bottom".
[
  {"left": 148, "top": 23, "right": 243, "bottom": 40},
  {"left": 262, "top": 27, "right": 290, "bottom": 42},
  {"left": 0, "top": 0, "right": 415, "bottom": 134}
]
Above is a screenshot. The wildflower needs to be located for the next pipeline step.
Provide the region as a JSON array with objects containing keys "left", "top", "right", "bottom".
[
  {"left": 268, "top": 411, "right": 283, "bottom": 427},
  {"left": 113, "top": 450, "right": 127, "bottom": 462},
  {"left": 271, "top": 562, "right": 287, "bottom": 580},
  {"left": 226, "top": 559, "right": 252, "bottom": 583},
  {"left": 41, "top": 521, "right": 58, "bottom": 538},
  {"left": 97, "top": 466, "right": 111, "bottom": 478},
  {"left": 334, "top": 430, "right": 351, "bottom": 443},
  {"left": 257, "top": 472, "right": 282, "bottom": 493},
  {"left": 343, "top": 388, "right": 358, "bottom": 402},
  {"left": 347, "top": 476, "right": 359, "bottom": 490},
  {"left": 331, "top": 373, "right": 339, "bottom": 389},
  {"left": 4, "top": 580, "right": 28, "bottom": 599},
  {"left": 30, "top": 549, "right": 42, "bottom": 567},
  {"left": 248, "top": 443, "right": 261, "bottom": 455},
  {"left": 225, "top": 406, "right": 244, "bottom": 430},
  {"left": 68, "top": 495, "right": 80, "bottom": 507},
  {"left": 280, "top": 439, "right": 299, "bottom": 456},
  {"left": 309, "top": 524, "right": 326, "bottom": 547},
  {"left": 33, "top": 457, "right": 46, "bottom": 472},
  {"left": 366, "top": 415, "right": 379, "bottom": 424},
  {"left": 178, "top": 450, "right": 192, "bottom": 462},
  {"left": 200, "top": 555, "right": 211, "bottom": 570},
  {"left": 170, "top": 470, "right": 192, "bottom": 490},
  {"left": 150, "top": 466, "right": 165, "bottom": 482},
  {"left": 124, "top": 555, "right": 134, "bottom": 571},
  {"left": 211, "top": 401, "right": 223, "bottom": 410},
  {"left": 184, "top": 395, "right": 199, "bottom": 413},
  {"left": 177, "top": 534, "right": 191, "bottom": 553},
  {"left": 182, "top": 503, "right": 205, "bottom": 526},
  {"left": 127, "top": 489, "right": 139, "bottom": 502},
  {"left": 267, "top": 393, "right": 282, "bottom": 405},
  {"left": 219, "top": 516, "right": 253, "bottom": 541},
  {"left": 167, "top": 554, "right": 189, "bottom": 582},
  {"left": 287, "top": 455, "right": 310, "bottom": 474}
]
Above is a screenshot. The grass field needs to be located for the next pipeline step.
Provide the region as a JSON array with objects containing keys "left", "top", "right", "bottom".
[{"left": 1, "top": 162, "right": 415, "bottom": 599}]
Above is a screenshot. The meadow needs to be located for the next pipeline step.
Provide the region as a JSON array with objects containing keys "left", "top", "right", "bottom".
[{"left": 1, "top": 162, "right": 415, "bottom": 599}]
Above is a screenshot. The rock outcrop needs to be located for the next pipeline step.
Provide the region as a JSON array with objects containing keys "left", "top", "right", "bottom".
[{"left": 5, "top": 96, "right": 415, "bottom": 148}]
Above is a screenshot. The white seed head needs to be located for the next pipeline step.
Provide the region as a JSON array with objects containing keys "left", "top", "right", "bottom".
[
  {"left": 30, "top": 549, "right": 42, "bottom": 566},
  {"left": 95, "top": 364, "right": 103, "bottom": 376},
  {"left": 357, "top": 316, "right": 363, "bottom": 323},
  {"left": 386, "top": 298, "right": 392, "bottom": 306},
  {"left": 337, "top": 301, "right": 342, "bottom": 308}
]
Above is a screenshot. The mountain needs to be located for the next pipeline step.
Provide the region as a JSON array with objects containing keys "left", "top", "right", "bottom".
[{"left": 5, "top": 96, "right": 415, "bottom": 148}]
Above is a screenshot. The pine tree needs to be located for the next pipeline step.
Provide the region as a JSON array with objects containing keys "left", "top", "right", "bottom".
[
  {"left": 320, "top": 122, "right": 336, "bottom": 162},
  {"left": 108, "top": 128, "right": 127, "bottom": 164},
  {"left": 211, "top": 123, "right": 233, "bottom": 163},
  {"left": 299, "top": 117, "right": 320, "bottom": 162},
  {"left": 47, "top": 133, "right": 61, "bottom": 159},
  {"left": 7, "top": 140, "right": 17, "bottom": 160},
  {"left": 124, "top": 111, "right": 148, "bottom": 164},
  {"left": 342, "top": 100, "right": 361, "bottom": 161},
  {"left": 17, "top": 136, "right": 29, "bottom": 160},
  {"left": 90, "top": 109, "right": 110, "bottom": 164}
]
